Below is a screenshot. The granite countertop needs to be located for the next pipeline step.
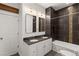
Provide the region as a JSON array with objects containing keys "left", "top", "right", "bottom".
[{"left": 23, "top": 36, "right": 51, "bottom": 45}]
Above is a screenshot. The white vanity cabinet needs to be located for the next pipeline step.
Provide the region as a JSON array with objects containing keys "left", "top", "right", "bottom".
[
  {"left": 37, "top": 40, "right": 45, "bottom": 56},
  {"left": 22, "top": 38, "right": 52, "bottom": 56},
  {"left": 29, "top": 43, "right": 38, "bottom": 56},
  {"left": 44, "top": 38, "right": 52, "bottom": 55},
  {"left": 37, "top": 38, "right": 52, "bottom": 56}
]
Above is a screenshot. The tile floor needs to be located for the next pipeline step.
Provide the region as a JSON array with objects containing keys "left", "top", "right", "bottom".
[
  {"left": 11, "top": 50, "right": 62, "bottom": 56},
  {"left": 45, "top": 50, "right": 62, "bottom": 56}
]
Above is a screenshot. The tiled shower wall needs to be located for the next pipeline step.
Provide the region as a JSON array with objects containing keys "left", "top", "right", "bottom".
[{"left": 45, "top": 3, "right": 79, "bottom": 45}]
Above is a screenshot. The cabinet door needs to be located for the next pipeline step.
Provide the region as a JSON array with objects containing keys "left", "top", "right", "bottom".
[
  {"left": 44, "top": 38, "right": 52, "bottom": 55},
  {"left": 47, "top": 38, "right": 52, "bottom": 52},
  {"left": 37, "top": 41, "right": 45, "bottom": 56},
  {"left": 29, "top": 44, "right": 37, "bottom": 56}
]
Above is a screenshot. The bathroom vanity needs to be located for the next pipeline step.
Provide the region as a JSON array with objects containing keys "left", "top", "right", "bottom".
[
  {"left": 21, "top": 36, "right": 52, "bottom": 56},
  {"left": 20, "top": 8, "right": 50, "bottom": 56}
]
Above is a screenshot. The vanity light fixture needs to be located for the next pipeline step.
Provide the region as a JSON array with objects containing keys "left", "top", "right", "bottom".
[{"left": 29, "top": 8, "right": 32, "bottom": 12}]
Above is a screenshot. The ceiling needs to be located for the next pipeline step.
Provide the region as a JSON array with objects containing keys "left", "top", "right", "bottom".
[{"left": 38, "top": 3, "right": 74, "bottom": 10}]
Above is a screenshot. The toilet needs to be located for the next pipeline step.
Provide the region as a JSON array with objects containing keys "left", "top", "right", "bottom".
[{"left": 59, "top": 50, "right": 76, "bottom": 56}]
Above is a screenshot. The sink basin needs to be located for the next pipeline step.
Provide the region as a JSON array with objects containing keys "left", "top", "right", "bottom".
[
  {"left": 30, "top": 39, "right": 38, "bottom": 42},
  {"left": 42, "top": 37, "right": 48, "bottom": 39}
]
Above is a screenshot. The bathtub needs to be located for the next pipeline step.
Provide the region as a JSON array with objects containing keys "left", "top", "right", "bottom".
[{"left": 52, "top": 40, "right": 79, "bottom": 56}]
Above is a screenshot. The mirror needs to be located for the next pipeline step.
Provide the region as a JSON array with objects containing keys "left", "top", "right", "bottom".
[
  {"left": 39, "top": 17, "right": 45, "bottom": 32},
  {"left": 25, "top": 14, "right": 36, "bottom": 33}
]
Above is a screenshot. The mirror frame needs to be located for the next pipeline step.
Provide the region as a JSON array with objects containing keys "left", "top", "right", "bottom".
[
  {"left": 39, "top": 17, "right": 45, "bottom": 32},
  {"left": 25, "top": 13, "right": 36, "bottom": 34}
]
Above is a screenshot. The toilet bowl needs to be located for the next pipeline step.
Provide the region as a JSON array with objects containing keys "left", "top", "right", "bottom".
[{"left": 59, "top": 50, "right": 76, "bottom": 56}]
